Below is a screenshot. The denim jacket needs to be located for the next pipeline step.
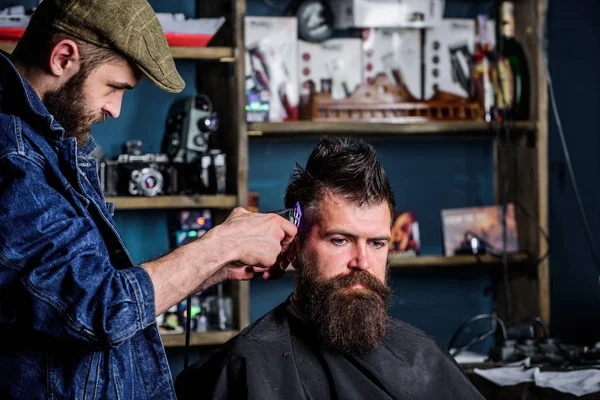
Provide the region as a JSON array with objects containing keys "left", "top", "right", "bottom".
[{"left": 0, "top": 51, "right": 176, "bottom": 399}]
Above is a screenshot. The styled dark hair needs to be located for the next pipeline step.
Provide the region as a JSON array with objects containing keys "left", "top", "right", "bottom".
[{"left": 284, "top": 138, "right": 396, "bottom": 236}]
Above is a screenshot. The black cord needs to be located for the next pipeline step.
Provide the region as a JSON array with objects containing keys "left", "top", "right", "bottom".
[
  {"left": 529, "top": 0, "right": 600, "bottom": 273},
  {"left": 448, "top": 313, "right": 507, "bottom": 356},
  {"left": 184, "top": 295, "right": 192, "bottom": 368},
  {"left": 463, "top": 230, "right": 520, "bottom": 260},
  {"left": 513, "top": 201, "right": 551, "bottom": 266},
  {"left": 507, "top": 316, "right": 550, "bottom": 338}
]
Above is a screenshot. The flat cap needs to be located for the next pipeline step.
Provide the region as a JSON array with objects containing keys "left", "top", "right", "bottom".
[{"left": 31, "top": 0, "right": 185, "bottom": 93}]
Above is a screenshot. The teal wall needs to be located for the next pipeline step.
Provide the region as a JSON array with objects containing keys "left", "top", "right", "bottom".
[{"left": 2, "top": 0, "right": 554, "bottom": 381}]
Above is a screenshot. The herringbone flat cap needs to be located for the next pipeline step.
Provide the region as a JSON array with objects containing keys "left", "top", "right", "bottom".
[{"left": 31, "top": 0, "right": 185, "bottom": 93}]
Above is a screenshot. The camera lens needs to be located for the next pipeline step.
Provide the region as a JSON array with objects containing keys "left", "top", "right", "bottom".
[
  {"left": 130, "top": 168, "right": 163, "bottom": 197},
  {"left": 197, "top": 116, "right": 219, "bottom": 133},
  {"left": 145, "top": 176, "right": 157, "bottom": 189}
]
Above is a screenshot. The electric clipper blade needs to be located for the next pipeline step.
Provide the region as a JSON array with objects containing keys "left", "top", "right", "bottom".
[{"left": 273, "top": 201, "right": 302, "bottom": 227}]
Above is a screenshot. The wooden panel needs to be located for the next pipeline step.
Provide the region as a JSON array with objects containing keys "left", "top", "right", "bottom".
[
  {"left": 533, "top": 0, "right": 550, "bottom": 324},
  {"left": 389, "top": 253, "right": 531, "bottom": 269},
  {"left": 161, "top": 330, "right": 238, "bottom": 347},
  {"left": 248, "top": 121, "right": 537, "bottom": 138},
  {"left": 231, "top": 281, "right": 250, "bottom": 330},
  {"left": 169, "top": 46, "right": 234, "bottom": 61},
  {"left": 106, "top": 195, "right": 237, "bottom": 210},
  {"left": 494, "top": 0, "right": 549, "bottom": 323},
  {"left": 234, "top": 0, "right": 248, "bottom": 208},
  {"left": 284, "top": 253, "right": 531, "bottom": 273},
  {"left": 0, "top": 42, "right": 15, "bottom": 53},
  {"left": 1, "top": 41, "right": 233, "bottom": 60}
]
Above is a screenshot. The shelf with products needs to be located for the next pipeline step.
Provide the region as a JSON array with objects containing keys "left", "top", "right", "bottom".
[
  {"left": 284, "top": 252, "right": 532, "bottom": 273},
  {"left": 0, "top": 41, "right": 234, "bottom": 61},
  {"left": 105, "top": 195, "right": 238, "bottom": 210},
  {"left": 242, "top": 0, "right": 549, "bottom": 325},
  {"left": 160, "top": 330, "right": 238, "bottom": 348},
  {"left": 247, "top": 120, "right": 537, "bottom": 139}
]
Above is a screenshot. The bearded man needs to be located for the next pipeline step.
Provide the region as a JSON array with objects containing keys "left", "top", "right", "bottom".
[{"left": 175, "top": 138, "right": 484, "bottom": 400}]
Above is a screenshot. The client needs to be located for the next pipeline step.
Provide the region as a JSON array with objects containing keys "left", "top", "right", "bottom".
[{"left": 176, "top": 138, "right": 484, "bottom": 400}]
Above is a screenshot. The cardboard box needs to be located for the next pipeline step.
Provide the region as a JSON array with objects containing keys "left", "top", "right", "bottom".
[
  {"left": 424, "top": 18, "right": 497, "bottom": 100},
  {"left": 362, "top": 28, "right": 422, "bottom": 99},
  {"left": 330, "top": 0, "right": 445, "bottom": 29},
  {"left": 245, "top": 17, "right": 299, "bottom": 122},
  {"left": 390, "top": 211, "right": 421, "bottom": 256},
  {"left": 298, "top": 38, "right": 362, "bottom": 100},
  {"left": 441, "top": 204, "right": 519, "bottom": 256}
]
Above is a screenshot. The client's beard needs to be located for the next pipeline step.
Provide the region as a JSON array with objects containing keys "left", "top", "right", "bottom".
[
  {"left": 295, "top": 252, "right": 392, "bottom": 355},
  {"left": 44, "top": 70, "right": 106, "bottom": 147}
]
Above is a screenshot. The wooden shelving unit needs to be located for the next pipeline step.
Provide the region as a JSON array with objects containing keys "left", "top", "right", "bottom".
[
  {"left": 0, "top": 42, "right": 15, "bottom": 53},
  {"left": 169, "top": 46, "right": 235, "bottom": 61},
  {"left": 389, "top": 253, "right": 532, "bottom": 269},
  {"left": 105, "top": 195, "right": 237, "bottom": 210},
  {"left": 248, "top": 120, "right": 537, "bottom": 138},
  {"left": 160, "top": 330, "right": 238, "bottom": 348},
  {"left": 0, "top": 41, "right": 234, "bottom": 61},
  {"left": 285, "top": 253, "right": 532, "bottom": 273}
]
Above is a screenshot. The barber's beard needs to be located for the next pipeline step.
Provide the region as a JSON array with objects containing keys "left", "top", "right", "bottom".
[
  {"left": 295, "top": 251, "right": 392, "bottom": 355},
  {"left": 44, "top": 71, "right": 106, "bottom": 147}
]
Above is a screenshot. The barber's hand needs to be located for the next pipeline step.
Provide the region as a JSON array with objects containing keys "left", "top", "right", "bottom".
[{"left": 200, "top": 207, "right": 296, "bottom": 284}]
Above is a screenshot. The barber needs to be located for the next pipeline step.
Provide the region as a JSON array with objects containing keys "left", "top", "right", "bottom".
[{"left": 0, "top": 0, "right": 296, "bottom": 398}]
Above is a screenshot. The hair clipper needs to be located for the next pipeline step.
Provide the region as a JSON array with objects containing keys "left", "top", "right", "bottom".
[{"left": 272, "top": 201, "right": 302, "bottom": 227}]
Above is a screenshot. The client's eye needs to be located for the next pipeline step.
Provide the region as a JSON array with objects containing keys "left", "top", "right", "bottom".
[
  {"left": 331, "top": 238, "right": 347, "bottom": 246},
  {"left": 371, "top": 241, "right": 386, "bottom": 249}
]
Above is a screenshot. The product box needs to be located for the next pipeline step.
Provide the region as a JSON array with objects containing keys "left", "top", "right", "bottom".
[
  {"left": 390, "top": 211, "right": 421, "bottom": 256},
  {"left": 245, "top": 17, "right": 299, "bottom": 122},
  {"left": 299, "top": 38, "right": 362, "bottom": 100},
  {"left": 441, "top": 203, "right": 519, "bottom": 256},
  {"left": 362, "top": 28, "right": 422, "bottom": 99},
  {"left": 330, "top": 0, "right": 445, "bottom": 29},
  {"left": 424, "top": 18, "right": 497, "bottom": 100}
]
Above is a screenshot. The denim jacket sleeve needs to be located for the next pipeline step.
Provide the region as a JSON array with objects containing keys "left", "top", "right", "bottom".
[{"left": 0, "top": 152, "right": 157, "bottom": 349}]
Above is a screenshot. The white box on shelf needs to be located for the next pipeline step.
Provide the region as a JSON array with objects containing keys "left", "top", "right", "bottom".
[
  {"left": 298, "top": 38, "right": 362, "bottom": 100},
  {"left": 330, "top": 0, "right": 445, "bottom": 29},
  {"left": 424, "top": 18, "right": 497, "bottom": 100},
  {"left": 362, "top": 28, "right": 422, "bottom": 99},
  {"left": 245, "top": 17, "right": 299, "bottom": 122}
]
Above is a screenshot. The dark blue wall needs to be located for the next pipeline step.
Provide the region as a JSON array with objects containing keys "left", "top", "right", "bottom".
[
  {"left": 547, "top": 0, "right": 600, "bottom": 346},
  {"left": 7, "top": 0, "right": 597, "bottom": 380}
]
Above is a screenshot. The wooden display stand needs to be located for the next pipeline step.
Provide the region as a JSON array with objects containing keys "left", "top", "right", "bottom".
[{"left": 302, "top": 72, "right": 483, "bottom": 123}]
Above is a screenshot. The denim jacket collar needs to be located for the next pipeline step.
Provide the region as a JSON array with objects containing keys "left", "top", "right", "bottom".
[{"left": 0, "top": 51, "right": 98, "bottom": 158}]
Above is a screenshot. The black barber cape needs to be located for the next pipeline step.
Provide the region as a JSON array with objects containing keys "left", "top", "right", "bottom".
[{"left": 175, "top": 298, "right": 484, "bottom": 400}]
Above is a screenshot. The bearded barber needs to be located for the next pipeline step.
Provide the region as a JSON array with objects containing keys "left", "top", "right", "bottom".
[{"left": 0, "top": 0, "right": 296, "bottom": 398}]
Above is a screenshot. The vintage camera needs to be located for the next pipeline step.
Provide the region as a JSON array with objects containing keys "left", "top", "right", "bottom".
[
  {"left": 174, "top": 149, "right": 227, "bottom": 195},
  {"left": 100, "top": 140, "right": 174, "bottom": 197},
  {"left": 162, "top": 94, "right": 219, "bottom": 164}
]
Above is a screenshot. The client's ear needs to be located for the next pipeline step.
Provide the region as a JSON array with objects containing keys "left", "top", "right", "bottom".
[{"left": 287, "top": 237, "right": 300, "bottom": 270}]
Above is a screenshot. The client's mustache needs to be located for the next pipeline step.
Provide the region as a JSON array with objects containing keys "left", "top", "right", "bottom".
[{"left": 324, "top": 270, "right": 391, "bottom": 298}]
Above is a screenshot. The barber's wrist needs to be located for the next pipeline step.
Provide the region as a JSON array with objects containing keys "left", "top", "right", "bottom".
[{"left": 196, "top": 223, "right": 239, "bottom": 268}]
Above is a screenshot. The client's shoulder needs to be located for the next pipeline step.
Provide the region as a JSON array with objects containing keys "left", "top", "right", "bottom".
[
  {"left": 194, "top": 301, "right": 291, "bottom": 365},
  {"left": 386, "top": 318, "right": 445, "bottom": 350}
]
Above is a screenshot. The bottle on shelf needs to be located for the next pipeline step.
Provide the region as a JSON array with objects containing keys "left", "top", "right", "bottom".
[
  {"left": 470, "top": 15, "right": 496, "bottom": 123},
  {"left": 499, "top": 0, "right": 530, "bottom": 120}
]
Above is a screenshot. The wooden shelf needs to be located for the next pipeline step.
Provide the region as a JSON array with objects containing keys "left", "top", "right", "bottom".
[
  {"left": 160, "top": 330, "right": 238, "bottom": 348},
  {"left": 284, "top": 253, "right": 531, "bottom": 273},
  {"left": 388, "top": 253, "right": 532, "bottom": 269},
  {"left": 0, "top": 41, "right": 234, "bottom": 61},
  {"left": 106, "top": 195, "right": 237, "bottom": 210},
  {"left": 248, "top": 120, "right": 537, "bottom": 138},
  {"left": 0, "top": 42, "right": 15, "bottom": 54},
  {"left": 169, "top": 46, "right": 235, "bottom": 61}
]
